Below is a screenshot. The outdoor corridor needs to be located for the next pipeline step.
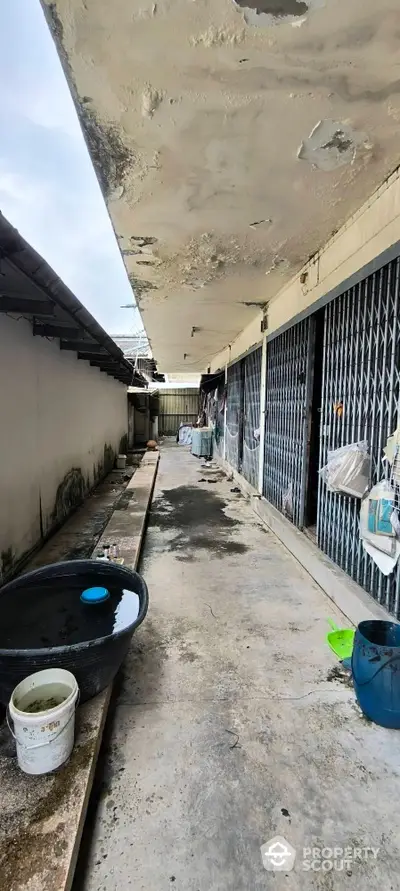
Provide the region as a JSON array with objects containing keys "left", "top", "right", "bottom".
[{"left": 76, "top": 444, "right": 400, "bottom": 890}]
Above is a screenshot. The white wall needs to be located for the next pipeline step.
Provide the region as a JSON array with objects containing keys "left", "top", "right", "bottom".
[{"left": 0, "top": 315, "right": 128, "bottom": 578}]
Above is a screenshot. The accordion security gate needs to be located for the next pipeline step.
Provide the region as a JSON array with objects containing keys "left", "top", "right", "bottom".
[
  {"left": 317, "top": 257, "right": 400, "bottom": 617},
  {"left": 223, "top": 251, "right": 400, "bottom": 618},
  {"left": 263, "top": 319, "right": 315, "bottom": 528},
  {"left": 225, "top": 348, "right": 262, "bottom": 483}
]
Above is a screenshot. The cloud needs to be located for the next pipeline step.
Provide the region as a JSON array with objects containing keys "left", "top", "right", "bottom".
[{"left": 0, "top": 0, "right": 141, "bottom": 336}]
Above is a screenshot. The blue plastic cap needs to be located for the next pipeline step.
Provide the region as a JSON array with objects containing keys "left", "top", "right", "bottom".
[{"left": 80, "top": 586, "right": 110, "bottom": 604}]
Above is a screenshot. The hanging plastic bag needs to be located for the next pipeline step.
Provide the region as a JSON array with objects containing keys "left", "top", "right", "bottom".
[
  {"left": 365, "top": 479, "right": 396, "bottom": 537},
  {"left": 360, "top": 480, "right": 397, "bottom": 558},
  {"left": 319, "top": 440, "right": 370, "bottom": 497},
  {"left": 391, "top": 509, "right": 400, "bottom": 538},
  {"left": 282, "top": 482, "right": 293, "bottom": 519}
]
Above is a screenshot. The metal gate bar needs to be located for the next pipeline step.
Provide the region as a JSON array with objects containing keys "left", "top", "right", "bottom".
[
  {"left": 226, "top": 362, "right": 242, "bottom": 470},
  {"left": 263, "top": 317, "right": 314, "bottom": 527},
  {"left": 213, "top": 378, "right": 226, "bottom": 460},
  {"left": 242, "top": 347, "right": 262, "bottom": 487},
  {"left": 317, "top": 257, "right": 400, "bottom": 618}
]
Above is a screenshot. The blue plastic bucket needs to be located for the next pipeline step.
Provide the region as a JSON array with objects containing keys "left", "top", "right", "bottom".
[{"left": 352, "top": 621, "right": 400, "bottom": 728}]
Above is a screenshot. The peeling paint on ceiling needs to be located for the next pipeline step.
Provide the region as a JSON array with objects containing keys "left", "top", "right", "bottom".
[
  {"left": 234, "top": 0, "right": 306, "bottom": 27},
  {"left": 237, "top": 0, "right": 308, "bottom": 16},
  {"left": 42, "top": 0, "right": 400, "bottom": 370},
  {"left": 232, "top": 0, "right": 324, "bottom": 28},
  {"left": 298, "top": 119, "right": 370, "bottom": 171}
]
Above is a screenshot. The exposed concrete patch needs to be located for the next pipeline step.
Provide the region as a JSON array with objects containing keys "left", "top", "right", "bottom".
[
  {"left": 298, "top": 120, "right": 370, "bottom": 172},
  {"left": 162, "top": 230, "right": 266, "bottom": 292},
  {"left": 235, "top": 0, "right": 307, "bottom": 20},
  {"left": 233, "top": 0, "right": 323, "bottom": 27},
  {"left": 265, "top": 255, "right": 290, "bottom": 276}
]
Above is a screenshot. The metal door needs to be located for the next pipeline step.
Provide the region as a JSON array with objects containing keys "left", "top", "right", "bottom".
[
  {"left": 263, "top": 317, "right": 315, "bottom": 527},
  {"left": 317, "top": 258, "right": 400, "bottom": 617},
  {"left": 158, "top": 389, "right": 198, "bottom": 435}
]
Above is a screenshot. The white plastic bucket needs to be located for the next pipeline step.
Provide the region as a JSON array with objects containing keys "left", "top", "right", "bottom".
[
  {"left": 116, "top": 454, "right": 127, "bottom": 470},
  {"left": 8, "top": 668, "right": 79, "bottom": 775}
]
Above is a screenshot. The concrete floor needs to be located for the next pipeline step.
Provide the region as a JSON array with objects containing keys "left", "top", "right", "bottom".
[{"left": 77, "top": 444, "right": 400, "bottom": 890}]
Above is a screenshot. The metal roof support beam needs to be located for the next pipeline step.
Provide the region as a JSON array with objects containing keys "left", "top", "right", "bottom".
[
  {"left": 89, "top": 359, "right": 119, "bottom": 367},
  {"left": 77, "top": 352, "right": 108, "bottom": 362},
  {"left": 91, "top": 368, "right": 121, "bottom": 376},
  {"left": 60, "top": 340, "right": 107, "bottom": 353},
  {"left": 33, "top": 323, "right": 82, "bottom": 339},
  {"left": 87, "top": 360, "right": 130, "bottom": 384},
  {"left": 0, "top": 296, "right": 55, "bottom": 315}
]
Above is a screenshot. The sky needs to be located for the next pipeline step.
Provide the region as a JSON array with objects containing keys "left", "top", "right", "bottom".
[{"left": 0, "top": 0, "right": 141, "bottom": 336}]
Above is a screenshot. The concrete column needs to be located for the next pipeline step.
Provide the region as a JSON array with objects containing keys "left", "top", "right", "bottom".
[{"left": 258, "top": 334, "right": 267, "bottom": 494}]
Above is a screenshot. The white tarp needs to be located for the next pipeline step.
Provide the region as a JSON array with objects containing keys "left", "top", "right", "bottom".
[{"left": 178, "top": 424, "right": 192, "bottom": 446}]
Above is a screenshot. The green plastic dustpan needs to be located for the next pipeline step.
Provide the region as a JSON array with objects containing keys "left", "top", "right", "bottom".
[{"left": 326, "top": 619, "right": 355, "bottom": 661}]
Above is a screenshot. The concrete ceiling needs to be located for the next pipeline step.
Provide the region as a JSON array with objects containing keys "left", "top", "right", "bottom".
[{"left": 42, "top": 0, "right": 400, "bottom": 371}]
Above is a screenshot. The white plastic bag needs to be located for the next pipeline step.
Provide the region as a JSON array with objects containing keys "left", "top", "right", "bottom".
[
  {"left": 319, "top": 440, "right": 370, "bottom": 497},
  {"left": 282, "top": 482, "right": 293, "bottom": 519},
  {"left": 360, "top": 479, "right": 396, "bottom": 557},
  {"left": 178, "top": 424, "right": 192, "bottom": 446}
]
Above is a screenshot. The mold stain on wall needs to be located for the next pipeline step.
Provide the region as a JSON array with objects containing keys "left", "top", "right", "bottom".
[{"left": 50, "top": 468, "right": 86, "bottom": 530}]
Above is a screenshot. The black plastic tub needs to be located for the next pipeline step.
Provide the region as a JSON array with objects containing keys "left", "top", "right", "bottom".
[{"left": 0, "top": 560, "right": 148, "bottom": 704}]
